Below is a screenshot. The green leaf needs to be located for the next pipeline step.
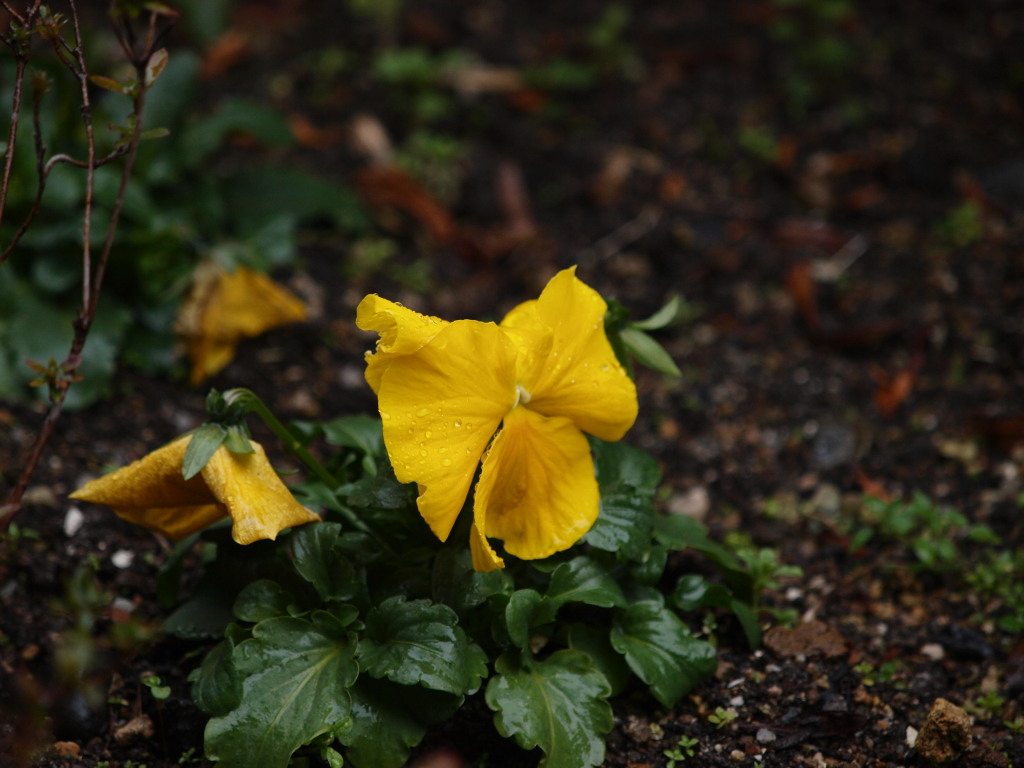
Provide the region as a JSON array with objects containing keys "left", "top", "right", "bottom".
[
  {"left": 233, "top": 579, "right": 294, "bottom": 623},
  {"left": 610, "top": 601, "right": 717, "bottom": 708},
  {"left": 339, "top": 678, "right": 462, "bottom": 768},
  {"left": 145, "top": 48, "right": 169, "bottom": 88},
  {"left": 182, "top": 423, "right": 227, "bottom": 480},
  {"left": 182, "top": 98, "right": 293, "bottom": 165},
  {"left": 566, "top": 624, "right": 632, "bottom": 696},
  {"left": 291, "top": 523, "right": 359, "bottom": 602},
  {"left": 585, "top": 439, "right": 659, "bottom": 558},
  {"left": 321, "top": 415, "right": 385, "bottom": 456},
  {"left": 486, "top": 650, "right": 613, "bottom": 768},
  {"left": 546, "top": 556, "right": 626, "bottom": 609},
  {"left": 654, "top": 515, "right": 753, "bottom": 601},
  {"left": 505, "top": 589, "right": 557, "bottom": 651},
  {"left": 190, "top": 638, "right": 241, "bottom": 716},
  {"left": 619, "top": 326, "right": 681, "bottom": 377},
  {"left": 204, "top": 610, "right": 359, "bottom": 768},
  {"left": 358, "top": 596, "right": 487, "bottom": 695},
  {"left": 225, "top": 164, "right": 369, "bottom": 234}
]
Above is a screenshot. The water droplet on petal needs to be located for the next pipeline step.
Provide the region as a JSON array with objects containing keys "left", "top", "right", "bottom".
[
  {"left": 454, "top": 419, "right": 463, "bottom": 428},
  {"left": 416, "top": 407, "right": 430, "bottom": 417},
  {"left": 381, "top": 412, "right": 391, "bottom": 420},
  {"left": 424, "top": 430, "right": 432, "bottom": 438},
  {"left": 601, "top": 364, "right": 611, "bottom": 372},
  {"left": 441, "top": 458, "right": 452, "bottom": 467},
  {"left": 420, "top": 449, "right": 428, "bottom": 457}
]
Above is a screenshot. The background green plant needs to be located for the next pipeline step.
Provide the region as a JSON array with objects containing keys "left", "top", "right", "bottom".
[{"left": 0, "top": 16, "right": 368, "bottom": 410}]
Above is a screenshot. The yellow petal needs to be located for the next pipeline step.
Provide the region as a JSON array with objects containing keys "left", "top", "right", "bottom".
[
  {"left": 376, "top": 320, "right": 517, "bottom": 542},
  {"left": 110, "top": 503, "right": 227, "bottom": 541},
  {"left": 501, "top": 267, "right": 637, "bottom": 441},
  {"left": 179, "top": 263, "right": 307, "bottom": 385},
  {"left": 469, "top": 520, "right": 504, "bottom": 572},
  {"left": 355, "top": 294, "right": 449, "bottom": 393},
  {"left": 201, "top": 440, "right": 320, "bottom": 545},
  {"left": 69, "top": 435, "right": 227, "bottom": 540},
  {"left": 473, "top": 406, "right": 599, "bottom": 561}
]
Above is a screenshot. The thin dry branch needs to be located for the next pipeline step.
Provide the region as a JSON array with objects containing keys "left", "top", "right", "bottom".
[{"left": 0, "top": 2, "right": 172, "bottom": 527}]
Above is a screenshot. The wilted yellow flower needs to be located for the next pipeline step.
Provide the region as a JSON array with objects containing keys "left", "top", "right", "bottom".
[
  {"left": 70, "top": 435, "right": 319, "bottom": 544},
  {"left": 177, "top": 262, "right": 307, "bottom": 386},
  {"left": 357, "top": 267, "right": 638, "bottom": 571}
]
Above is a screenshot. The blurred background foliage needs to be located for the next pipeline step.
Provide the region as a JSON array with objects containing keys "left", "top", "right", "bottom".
[{"left": 0, "top": 0, "right": 369, "bottom": 409}]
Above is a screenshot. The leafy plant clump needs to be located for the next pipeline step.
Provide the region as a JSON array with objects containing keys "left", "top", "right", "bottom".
[{"left": 173, "top": 411, "right": 757, "bottom": 768}]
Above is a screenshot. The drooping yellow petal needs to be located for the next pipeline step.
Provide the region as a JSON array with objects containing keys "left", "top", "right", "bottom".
[
  {"left": 375, "top": 320, "right": 517, "bottom": 542},
  {"left": 201, "top": 440, "right": 320, "bottom": 545},
  {"left": 69, "top": 435, "right": 227, "bottom": 540},
  {"left": 355, "top": 295, "right": 449, "bottom": 393},
  {"left": 469, "top": 519, "right": 504, "bottom": 572},
  {"left": 178, "top": 263, "right": 308, "bottom": 386},
  {"left": 473, "top": 406, "right": 599, "bottom": 561},
  {"left": 69, "top": 435, "right": 318, "bottom": 544},
  {"left": 501, "top": 267, "right": 637, "bottom": 441}
]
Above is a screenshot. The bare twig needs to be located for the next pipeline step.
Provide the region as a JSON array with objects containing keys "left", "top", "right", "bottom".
[{"left": 1, "top": 2, "right": 171, "bottom": 527}]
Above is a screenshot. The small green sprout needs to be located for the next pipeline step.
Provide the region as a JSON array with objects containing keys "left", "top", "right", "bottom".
[
  {"left": 707, "top": 706, "right": 738, "bottom": 729},
  {"left": 664, "top": 734, "right": 700, "bottom": 766}
]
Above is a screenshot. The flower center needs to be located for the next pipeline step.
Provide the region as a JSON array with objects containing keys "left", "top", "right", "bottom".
[{"left": 513, "top": 383, "right": 532, "bottom": 409}]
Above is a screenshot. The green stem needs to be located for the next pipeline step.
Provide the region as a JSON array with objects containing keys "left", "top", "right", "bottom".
[{"left": 223, "top": 388, "right": 388, "bottom": 548}]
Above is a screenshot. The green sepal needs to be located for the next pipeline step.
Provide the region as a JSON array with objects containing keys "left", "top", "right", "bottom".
[
  {"left": 358, "top": 596, "right": 487, "bottom": 695},
  {"left": 486, "top": 650, "right": 613, "bottom": 768},
  {"left": 203, "top": 608, "right": 360, "bottom": 768},
  {"left": 182, "top": 422, "right": 227, "bottom": 480},
  {"left": 619, "top": 326, "right": 682, "bottom": 377},
  {"left": 630, "top": 295, "right": 689, "bottom": 331},
  {"left": 610, "top": 601, "right": 717, "bottom": 708},
  {"left": 223, "top": 423, "right": 254, "bottom": 454}
]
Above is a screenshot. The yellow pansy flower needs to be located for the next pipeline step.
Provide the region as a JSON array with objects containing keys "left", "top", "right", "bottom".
[
  {"left": 356, "top": 267, "right": 638, "bottom": 571},
  {"left": 177, "top": 262, "right": 308, "bottom": 386},
  {"left": 70, "top": 435, "right": 319, "bottom": 545}
]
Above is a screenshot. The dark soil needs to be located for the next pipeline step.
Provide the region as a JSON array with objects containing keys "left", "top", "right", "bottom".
[{"left": 3, "top": 0, "right": 1024, "bottom": 767}]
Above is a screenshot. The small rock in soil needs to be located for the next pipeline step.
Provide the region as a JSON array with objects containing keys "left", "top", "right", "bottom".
[{"left": 915, "top": 698, "right": 971, "bottom": 767}]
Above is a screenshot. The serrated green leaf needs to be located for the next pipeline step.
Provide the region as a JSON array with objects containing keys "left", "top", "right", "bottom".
[
  {"left": 619, "top": 326, "right": 681, "bottom": 377},
  {"left": 204, "top": 611, "right": 359, "bottom": 768},
  {"left": 486, "top": 650, "right": 613, "bottom": 768},
  {"left": 291, "top": 523, "right": 359, "bottom": 602},
  {"left": 182, "top": 423, "right": 227, "bottom": 480},
  {"left": 546, "top": 556, "right": 626, "bottom": 609},
  {"left": 610, "top": 601, "right": 717, "bottom": 708},
  {"left": 233, "top": 579, "right": 294, "bottom": 623},
  {"left": 358, "top": 596, "right": 487, "bottom": 695},
  {"left": 191, "top": 638, "right": 241, "bottom": 716},
  {"left": 339, "top": 677, "right": 462, "bottom": 768},
  {"left": 505, "top": 589, "right": 557, "bottom": 650}
]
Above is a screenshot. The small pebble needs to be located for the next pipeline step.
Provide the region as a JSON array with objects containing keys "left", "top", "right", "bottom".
[
  {"left": 63, "top": 506, "right": 84, "bottom": 537},
  {"left": 921, "top": 643, "right": 945, "bottom": 661},
  {"left": 756, "top": 728, "right": 776, "bottom": 745},
  {"left": 111, "top": 549, "right": 135, "bottom": 569}
]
